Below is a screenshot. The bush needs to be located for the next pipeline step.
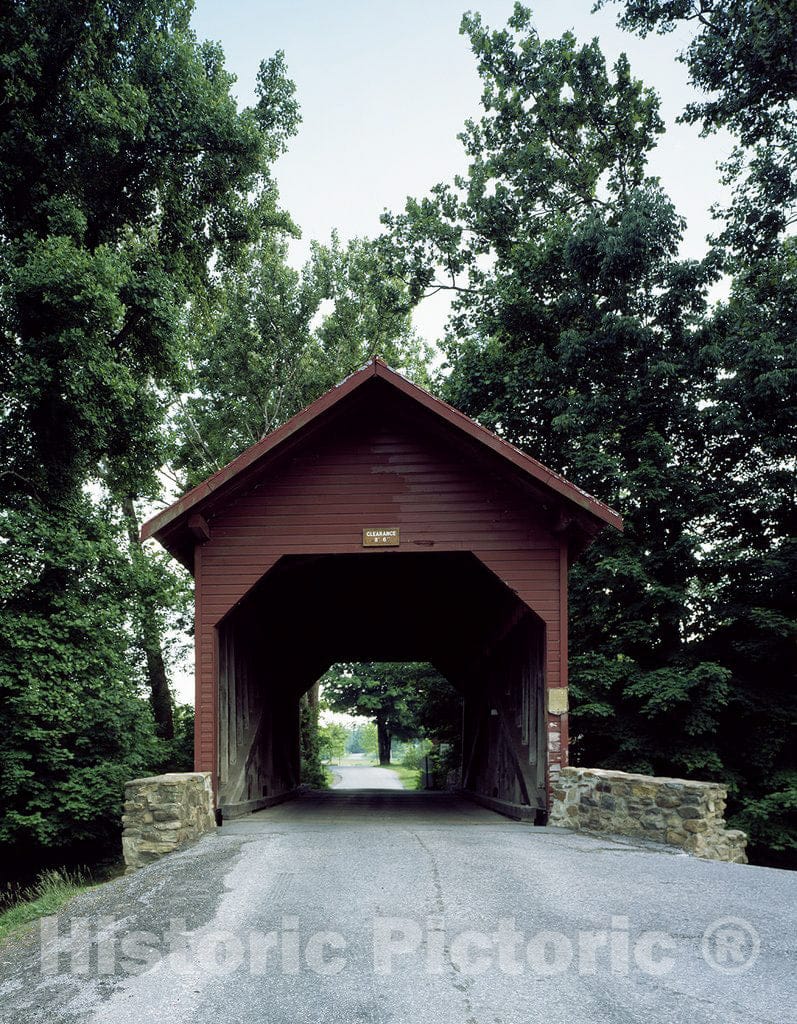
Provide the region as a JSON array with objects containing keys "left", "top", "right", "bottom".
[
  {"left": 0, "top": 503, "right": 164, "bottom": 879},
  {"left": 400, "top": 740, "right": 431, "bottom": 772}
]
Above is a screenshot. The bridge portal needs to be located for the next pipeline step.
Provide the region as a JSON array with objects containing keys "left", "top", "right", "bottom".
[{"left": 142, "top": 359, "right": 621, "bottom": 819}]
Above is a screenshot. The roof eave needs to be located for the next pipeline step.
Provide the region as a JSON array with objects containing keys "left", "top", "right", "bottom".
[{"left": 141, "top": 358, "right": 623, "bottom": 551}]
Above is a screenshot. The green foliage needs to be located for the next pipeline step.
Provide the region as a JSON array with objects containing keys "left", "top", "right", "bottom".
[
  {"left": 399, "top": 739, "right": 458, "bottom": 790},
  {"left": 2, "top": 0, "right": 792, "bottom": 873},
  {"left": 322, "top": 663, "right": 461, "bottom": 767},
  {"left": 0, "top": 1, "right": 297, "bottom": 876},
  {"left": 347, "top": 721, "right": 378, "bottom": 757},
  {"left": 318, "top": 723, "right": 348, "bottom": 764},
  {"left": 601, "top": 0, "right": 797, "bottom": 257},
  {"left": 382, "top": 5, "right": 795, "bottom": 864},
  {"left": 169, "top": 232, "right": 312, "bottom": 485},
  {"left": 171, "top": 232, "right": 431, "bottom": 489},
  {"left": 385, "top": 6, "right": 722, "bottom": 768},
  {"left": 730, "top": 771, "right": 797, "bottom": 870},
  {"left": 400, "top": 740, "right": 432, "bottom": 772},
  {"left": 305, "top": 234, "right": 432, "bottom": 388},
  {"left": 600, "top": 0, "right": 797, "bottom": 870},
  {"left": 0, "top": 0, "right": 286, "bottom": 506},
  {"left": 123, "top": 498, "right": 193, "bottom": 738},
  {"left": 322, "top": 663, "right": 451, "bottom": 765},
  {"left": 0, "top": 869, "right": 91, "bottom": 944},
  {"left": 321, "top": 663, "right": 410, "bottom": 765},
  {"left": 0, "top": 500, "right": 161, "bottom": 864},
  {"left": 299, "top": 693, "right": 327, "bottom": 788},
  {"left": 157, "top": 704, "right": 195, "bottom": 773}
]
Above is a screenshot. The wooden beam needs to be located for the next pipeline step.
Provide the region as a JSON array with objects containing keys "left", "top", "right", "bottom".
[{"left": 188, "top": 513, "right": 211, "bottom": 542}]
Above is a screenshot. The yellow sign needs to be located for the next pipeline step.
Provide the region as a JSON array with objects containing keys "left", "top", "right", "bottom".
[
  {"left": 363, "top": 527, "right": 400, "bottom": 547},
  {"left": 547, "top": 688, "right": 569, "bottom": 716}
]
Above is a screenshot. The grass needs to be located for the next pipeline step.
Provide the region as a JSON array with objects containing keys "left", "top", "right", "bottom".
[
  {"left": 0, "top": 869, "right": 94, "bottom": 944},
  {"left": 384, "top": 763, "right": 421, "bottom": 790}
]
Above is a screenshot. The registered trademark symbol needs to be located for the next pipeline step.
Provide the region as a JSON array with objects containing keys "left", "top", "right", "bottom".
[{"left": 701, "top": 917, "right": 760, "bottom": 974}]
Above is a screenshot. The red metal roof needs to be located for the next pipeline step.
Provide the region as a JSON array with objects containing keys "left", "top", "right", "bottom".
[{"left": 141, "top": 358, "right": 623, "bottom": 545}]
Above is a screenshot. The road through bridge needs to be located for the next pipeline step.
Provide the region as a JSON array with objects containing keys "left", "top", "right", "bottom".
[{"left": 1, "top": 788, "right": 793, "bottom": 1023}]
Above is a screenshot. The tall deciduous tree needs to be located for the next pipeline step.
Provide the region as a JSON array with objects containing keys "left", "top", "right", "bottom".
[
  {"left": 318, "top": 723, "right": 348, "bottom": 764},
  {"left": 0, "top": 501, "right": 159, "bottom": 871},
  {"left": 0, "top": 0, "right": 297, "bottom": 867},
  {"left": 599, "top": 0, "right": 797, "bottom": 258},
  {"left": 383, "top": 3, "right": 796, "bottom": 864},
  {"left": 384, "top": 6, "right": 726, "bottom": 774},
  {"left": 0, "top": 2, "right": 294, "bottom": 506},
  {"left": 170, "top": 232, "right": 431, "bottom": 489},
  {"left": 322, "top": 663, "right": 446, "bottom": 765},
  {"left": 601, "top": 0, "right": 797, "bottom": 869}
]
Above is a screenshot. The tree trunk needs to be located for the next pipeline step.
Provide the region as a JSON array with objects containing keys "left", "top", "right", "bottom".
[
  {"left": 377, "top": 717, "right": 391, "bottom": 765},
  {"left": 122, "top": 495, "right": 174, "bottom": 740}
]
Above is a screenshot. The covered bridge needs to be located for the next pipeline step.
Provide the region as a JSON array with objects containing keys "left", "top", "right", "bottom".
[{"left": 142, "top": 359, "right": 622, "bottom": 821}]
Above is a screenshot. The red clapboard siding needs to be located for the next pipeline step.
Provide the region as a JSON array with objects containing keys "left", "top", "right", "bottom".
[{"left": 192, "top": 412, "right": 567, "bottom": 780}]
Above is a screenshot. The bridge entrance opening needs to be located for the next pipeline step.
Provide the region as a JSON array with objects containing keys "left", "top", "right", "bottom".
[{"left": 214, "top": 552, "right": 547, "bottom": 819}]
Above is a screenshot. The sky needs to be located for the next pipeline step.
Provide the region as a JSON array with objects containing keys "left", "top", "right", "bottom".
[
  {"left": 190, "top": 0, "right": 731, "bottom": 345},
  {"left": 172, "top": 1, "right": 729, "bottom": 704}
]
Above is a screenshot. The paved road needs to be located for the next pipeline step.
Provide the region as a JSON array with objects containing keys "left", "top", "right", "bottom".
[
  {"left": 331, "top": 763, "right": 405, "bottom": 789},
  {"left": 0, "top": 790, "right": 794, "bottom": 1024}
]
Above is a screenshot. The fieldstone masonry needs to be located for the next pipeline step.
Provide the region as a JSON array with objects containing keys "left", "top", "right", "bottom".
[
  {"left": 549, "top": 767, "right": 748, "bottom": 863},
  {"left": 122, "top": 772, "right": 217, "bottom": 872}
]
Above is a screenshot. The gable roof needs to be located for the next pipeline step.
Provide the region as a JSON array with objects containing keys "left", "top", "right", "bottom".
[{"left": 142, "top": 358, "right": 622, "bottom": 566}]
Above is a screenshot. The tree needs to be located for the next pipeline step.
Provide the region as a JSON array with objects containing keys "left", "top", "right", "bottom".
[
  {"left": 382, "top": 3, "right": 796, "bottom": 864},
  {"left": 318, "top": 723, "right": 348, "bottom": 764},
  {"left": 599, "top": 0, "right": 797, "bottom": 258},
  {"left": 0, "top": 1, "right": 294, "bottom": 508},
  {"left": 305, "top": 233, "right": 433, "bottom": 390},
  {"left": 384, "top": 6, "right": 728, "bottom": 777},
  {"left": 322, "top": 663, "right": 449, "bottom": 765},
  {"left": 170, "top": 232, "right": 431, "bottom": 490},
  {"left": 168, "top": 232, "right": 312, "bottom": 487},
  {"left": 0, "top": 0, "right": 298, "bottom": 870},
  {"left": 346, "top": 722, "right": 378, "bottom": 757},
  {"left": 601, "top": 0, "right": 797, "bottom": 866},
  {"left": 0, "top": 501, "right": 159, "bottom": 872},
  {"left": 299, "top": 689, "right": 327, "bottom": 788}
]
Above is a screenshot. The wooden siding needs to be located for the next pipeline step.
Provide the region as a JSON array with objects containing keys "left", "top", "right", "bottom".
[
  {"left": 461, "top": 612, "right": 547, "bottom": 809},
  {"left": 216, "top": 612, "right": 299, "bottom": 810},
  {"left": 194, "top": 403, "right": 568, "bottom": 794}
]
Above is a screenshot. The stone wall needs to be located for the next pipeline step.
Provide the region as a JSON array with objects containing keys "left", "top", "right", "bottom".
[
  {"left": 549, "top": 767, "right": 748, "bottom": 863},
  {"left": 122, "top": 772, "right": 217, "bottom": 872}
]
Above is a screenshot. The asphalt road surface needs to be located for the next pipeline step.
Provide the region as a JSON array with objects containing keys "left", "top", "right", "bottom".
[
  {"left": 331, "top": 763, "right": 405, "bottom": 789},
  {"left": 0, "top": 790, "right": 793, "bottom": 1024}
]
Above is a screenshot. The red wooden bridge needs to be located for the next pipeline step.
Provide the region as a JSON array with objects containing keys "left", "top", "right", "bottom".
[{"left": 142, "top": 359, "right": 621, "bottom": 820}]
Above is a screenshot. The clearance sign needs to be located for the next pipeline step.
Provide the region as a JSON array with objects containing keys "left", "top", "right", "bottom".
[{"left": 362, "top": 527, "right": 400, "bottom": 547}]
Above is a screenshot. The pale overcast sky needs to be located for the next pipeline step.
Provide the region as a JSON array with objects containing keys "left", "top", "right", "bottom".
[{"left": 190, "top": 0, "right": 730, "bottom": 345}]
